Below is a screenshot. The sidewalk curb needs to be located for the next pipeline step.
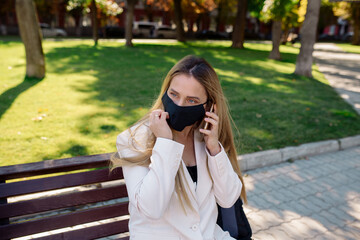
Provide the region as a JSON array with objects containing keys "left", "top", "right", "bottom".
[{"left": 237, "top": 135, "right": 360, "bottom": 171}]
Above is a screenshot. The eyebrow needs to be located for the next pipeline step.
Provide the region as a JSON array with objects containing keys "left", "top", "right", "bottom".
[{"left": 169, "top": 88, "right": 201, "bottom": 100}]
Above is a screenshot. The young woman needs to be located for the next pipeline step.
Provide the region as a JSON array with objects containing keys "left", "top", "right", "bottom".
[{"left": 111, "top": 55, "right": 247, "bottom": 240}]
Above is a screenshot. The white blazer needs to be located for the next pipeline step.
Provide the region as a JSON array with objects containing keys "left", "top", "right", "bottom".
[{"left": 116, "top": 124, "right": 242, "bottom": 240}]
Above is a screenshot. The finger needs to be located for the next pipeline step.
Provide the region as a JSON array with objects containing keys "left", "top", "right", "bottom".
[
  {"left": 152, "top": 109, "right": 163, "bottom": 114},
  {"left": 151, "top": 110, "right": 163, "bottom": 119},
  {"left": 160, "top": 111, "right": 167, "bottom": 121},
  {"left": 199, "top": 128, "right": 211, "bottom": 135},
  {"left": 204, "top": 117, "right": 218, "bottom": 127},
  {"left": 206, "top": 111, "right": 219, "bottom": 121}
]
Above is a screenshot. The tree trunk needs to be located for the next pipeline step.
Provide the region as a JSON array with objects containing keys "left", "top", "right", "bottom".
[
  {"left": 15, "top": 0, "right": 45, "bottom": 79},
  {"left": 269, "top": 20, "right": 282, "bottom": 60},
  {"left": 174, "top": 0, "right": 185, "bottom": 42},
  {"left": 294, "top": 0, "right": 321, "bottom": 77},
  {"left": 75, "top": 15, "right": 82, "bottom": 37},
  {"left": 351, "top": 3, "right": 360, "bottom": 45},
  {"left": 231, "top": 0, "right": 247, "bottom": 48},
  {"left": 125, "top": 0, "right": 136, "bottom": 47},
  {"left": 281, "top": 28, "right": 289, "bottom": 45},
  {"left": 216, "top": 0, "right": 224, "bottom": 32},
  {"left": 90, "top": 0, "right": 98, "bottom": 46}
]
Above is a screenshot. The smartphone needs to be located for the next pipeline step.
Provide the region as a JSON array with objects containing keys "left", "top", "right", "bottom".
[{"left": 204, "top": 104, "right": 214, "bottom": 130}]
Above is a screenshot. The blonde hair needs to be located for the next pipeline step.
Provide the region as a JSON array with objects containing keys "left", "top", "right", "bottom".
[{"left": 111, "top": 55, "right": 247, "bottom": 211}]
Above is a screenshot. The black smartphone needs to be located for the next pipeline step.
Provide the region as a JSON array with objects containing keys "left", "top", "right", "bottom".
[{"left": 204, "top": 104, "right": 214, "bottom": 130}]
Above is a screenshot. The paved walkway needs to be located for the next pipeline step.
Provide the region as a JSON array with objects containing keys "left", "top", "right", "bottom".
[
  {"left": 313, "top": 43, "right": 360, "bottom": 115},
  {"left": 243, "top": 146, "right": 360, "bottom": 239}
]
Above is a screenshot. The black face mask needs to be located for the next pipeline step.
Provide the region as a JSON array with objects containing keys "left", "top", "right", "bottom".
[{"left": 161, "top": 91, "right": 206, "bottom": 132}]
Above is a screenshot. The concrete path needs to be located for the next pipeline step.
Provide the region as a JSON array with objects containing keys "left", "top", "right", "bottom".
[
  {"left": 243, "top": 146, "right": 360, "bottom": 240},
  {"left": 313, "top": 43, "right": 360, "bottom": 115}
]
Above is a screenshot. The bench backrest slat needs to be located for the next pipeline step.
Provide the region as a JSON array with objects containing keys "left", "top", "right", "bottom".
[
  {"left": 0, "top": 168, "right": 123, "bottom": 198},
  {"left": 0, "top": 184, "right": 127, "bottom": 219},
  {"left": 36, "top": 219, "right": 130, "bottom": 240},
  {"left": 0, "top": 153, "right": 113, "bottom": 181},
  {"left": 0, "top": 202, "right": 129, "bottom": 239},
  {"left": 0, "top": 153, "right": 130, "bottom": 239}
]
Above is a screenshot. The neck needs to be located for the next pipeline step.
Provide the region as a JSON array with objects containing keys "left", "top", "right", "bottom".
[{"left": 173, "top": 126, "right": 193, "bottom": 142}]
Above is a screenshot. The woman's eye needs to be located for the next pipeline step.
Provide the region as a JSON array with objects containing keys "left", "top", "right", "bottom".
[
  {"left": 188, "top": 99, "right": 197, "bottom": 104},
  {"left": 170, "top": 92, "right": 177, "bottom": 97}
]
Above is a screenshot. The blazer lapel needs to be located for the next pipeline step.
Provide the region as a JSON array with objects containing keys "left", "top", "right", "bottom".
[
  {"left": 194, "top": 131, "right": 212, "bottom": 207},
  {"left": 181, "top": 160, "right": 197, "bottom": 200}
]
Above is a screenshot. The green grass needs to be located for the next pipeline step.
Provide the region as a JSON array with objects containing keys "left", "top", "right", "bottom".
[
  {"left": 1, "top": 38, "right": 360, "bottom": 166},
  {"left": 336, "top": 43, "right": 360, "bottom": 54}
]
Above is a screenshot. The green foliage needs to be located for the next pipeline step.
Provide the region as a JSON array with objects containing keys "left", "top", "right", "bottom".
[
  {"left": 66, "top": 0, "right": 87, "bottom": 12},
  {"left": 260, "top": 0, "right": 305, "bottom": 31},
  {"left": 261, "top": 0, "right": 295, "bottom": 21},
  {"left": 248, "top": 0, "right": 266, "bottom": 18},
  {"left": 66, "top": 0, "right": 122, "bottom": 16},
  {"left": 1, "top": 38, "right": 360, "bottom": 166},
  {"left": 261, "top": 0, "right": 299, "bottom": 22}
]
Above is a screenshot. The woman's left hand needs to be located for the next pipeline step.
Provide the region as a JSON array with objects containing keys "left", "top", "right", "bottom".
[{"left": 199, "top": 104, "right": 221, "bottom": 156}]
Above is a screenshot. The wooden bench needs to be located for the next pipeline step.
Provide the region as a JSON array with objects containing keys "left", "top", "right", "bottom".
[{"left": 0, "top": 153, "right": 129, "bottom": 240}]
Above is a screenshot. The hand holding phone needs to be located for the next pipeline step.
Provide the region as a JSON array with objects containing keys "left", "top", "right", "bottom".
[
  {"left": 204, "top": 104, "right": 214, "bottom": 130},
  {"left": 201, "top": 103, "right": 221, "bottom": 156}
]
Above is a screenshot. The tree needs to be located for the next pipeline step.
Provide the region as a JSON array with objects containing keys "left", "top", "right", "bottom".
[
  {"left": 215, "top": 0, "right": 226, "bottom": 32},
  {"left": 333, "top": 1, "right": 360, "bottom": 45},
  {"left": 34, "top": 0, "right": 55, "bottom": 24},
  {"left": 67, "top": 0, "right": 86, "bottom": 36},
  {"left": 125, "top": 0, "right": 136, "bottom": 46},
  {"left": 16, "top": 0, "right": 45, "bottom": 79},
  {"left": 280, "top": 1, "right": 306, "bottom": 44},
  {"left": 145, "top": 0, "right": 216, "bottom": 38},
  {"left": 90, "top": 0, "right": 98, "bottom": 46},
  {"left": 352, "top": 3, "right": 360, "bottom": 45},
  {"left": 231, "top": 0, "right": 247, "bottom": 48},
  {"left": 174, "top": 0, "right": 185, "bottom": 42},
  {"left": 261, "top": 0, "right": 300, "bottom": 60},
  {"left": 95, "top": 0, "right": 123, "bottom": 38},
  {"left": 269, "top": 19, "right": 282, "bottom": 59},
  {"left": 294, "top": 0, "right": 321, "bottom": 77},
  {"left": 66, "top": 0, "right": 122, "bottom": 44},
  {"left": 182, "top": 0, "right": 217, "bottom": 33}
]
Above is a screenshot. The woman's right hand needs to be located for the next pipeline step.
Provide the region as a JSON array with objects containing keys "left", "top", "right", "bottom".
[{"left": 149, "top": 110, "right": 173, "bottom": 140}]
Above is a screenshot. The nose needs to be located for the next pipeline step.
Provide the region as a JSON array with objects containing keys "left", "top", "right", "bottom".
[{"left": 176, "top": 98, "right": 186, "bottom": 107}]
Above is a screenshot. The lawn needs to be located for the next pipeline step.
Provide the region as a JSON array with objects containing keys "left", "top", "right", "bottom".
[
  {"left": 1, "top": 38, "right": 360, "bottom": 166},
  {"left": 336, "top": 43, "right": 360, "bottom": 54}
]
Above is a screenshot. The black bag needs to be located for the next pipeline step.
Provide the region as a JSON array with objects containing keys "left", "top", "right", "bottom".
[{"left": 217, "top": 198, "right": 252, "bottom": 240}]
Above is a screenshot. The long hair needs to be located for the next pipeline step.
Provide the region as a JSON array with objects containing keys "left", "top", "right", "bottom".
[{"left": 110, "top": 55, "right": 247, "bottom": 211}]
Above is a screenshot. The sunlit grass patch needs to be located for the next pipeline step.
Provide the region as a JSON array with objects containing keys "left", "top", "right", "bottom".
[{"left": 1, "top": 38, "right": 359, "bottom": 166}]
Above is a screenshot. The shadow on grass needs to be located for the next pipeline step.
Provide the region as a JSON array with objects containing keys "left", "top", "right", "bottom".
[
  {"left": 0, "top": 76, "right": 43, "bottom": 119},
  {"left": 42, "top": 142, "right": 89, "bottom": 160},
  {"left": 44, "top": 42, "right": 360, "bottom": 155}
]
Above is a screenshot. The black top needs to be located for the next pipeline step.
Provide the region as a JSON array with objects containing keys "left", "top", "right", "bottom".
[{"left": 186, "top": 165, "right": 198, "bottom": 183}]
